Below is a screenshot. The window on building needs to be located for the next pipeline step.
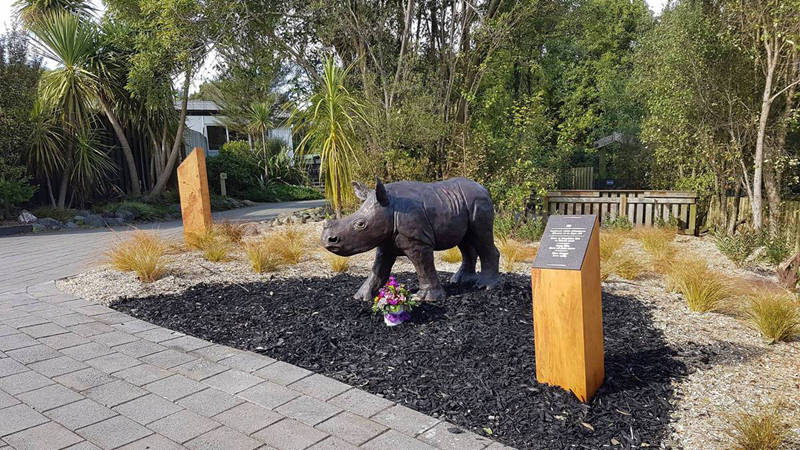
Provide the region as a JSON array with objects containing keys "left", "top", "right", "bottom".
[{"left": 207, "top": 126, "right": 228, "bottom": 151}]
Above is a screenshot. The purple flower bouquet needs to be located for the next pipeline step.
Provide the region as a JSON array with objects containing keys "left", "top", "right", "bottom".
[{"left": 372, "top": 277, "right": 418, "bottom": 326}]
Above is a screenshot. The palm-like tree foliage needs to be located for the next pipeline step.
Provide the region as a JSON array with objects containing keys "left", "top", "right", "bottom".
[
  {"left": 245, "top": 101, "right": 275, "bottom": 179},
  {"left": 31, "top": 11, "right": 143, "bottom": 197},
  {"left": 70, "top": 127, "right": 115, "bottom": 197},
  {"left": 14, "top": 0, "right": 94, "bottom": 25},
  {"left": 292, "top": 55, "right": 366, "bottom": 216},
  {"left": 30, "top": 11, "right": 102, "bottom": 132},
  {"left": 27, "top": 99, "right": 64, "bottom": 176}
]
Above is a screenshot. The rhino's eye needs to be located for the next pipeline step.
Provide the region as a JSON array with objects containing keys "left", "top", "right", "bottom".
[{"left": 353, "top": 219, "right": 367, "bottom": 231}]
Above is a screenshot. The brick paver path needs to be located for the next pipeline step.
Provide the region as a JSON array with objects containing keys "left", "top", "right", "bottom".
[
  {"left": 0, "top": 200, "right": 325, "bottom": 295},
  {"left": 0, "top": 202, "right": 503, "bottom": 449}
]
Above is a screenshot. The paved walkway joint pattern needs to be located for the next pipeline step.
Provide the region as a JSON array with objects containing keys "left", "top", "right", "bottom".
[{"left": 0, "top": 281, "right": 503, "bottom": 450}]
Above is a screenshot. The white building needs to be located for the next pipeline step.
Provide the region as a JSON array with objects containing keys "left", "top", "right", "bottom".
[{"left": 177, "top": 100, "right": 293, "bottom": 157}]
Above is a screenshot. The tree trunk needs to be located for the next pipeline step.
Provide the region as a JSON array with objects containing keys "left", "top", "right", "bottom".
[
  {"left": 764, "top": 80, "right": 796, "bottom": 237},
  {"left": 46, "top": 177, "right": 56, "bottom": 208},
  {"left": 57, "top": 164, "right": 70, "bottom": 209},
  {"left": 147, "top": 71, "right": 192, "bottom": 199},
  {"left": 752, "top": 60, "right": 775, "bottom": 231},
  {"left": 728, "top": 182, "right": 741, "bottom": 235},
  {"left": 99, "top": 97, "right": 141, "bottom": 197}
]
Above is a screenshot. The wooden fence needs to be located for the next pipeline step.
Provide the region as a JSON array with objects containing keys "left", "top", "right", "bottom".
[
  {"left": 569, "top": 167, "right": 594, "bottom": 189},
  {"left": 707, "top": 197, "right": 800, "bottom": 251},
  {"left": 545, "top": 190, "right": 698, "bottom": 234}
]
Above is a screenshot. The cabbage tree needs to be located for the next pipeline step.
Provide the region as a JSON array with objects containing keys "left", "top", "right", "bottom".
[{"left": 292, "top": 55, "right": 366, "bottom": 217}]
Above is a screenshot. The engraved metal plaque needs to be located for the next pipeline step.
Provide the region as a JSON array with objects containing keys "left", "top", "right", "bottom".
[{"left": 532, "top": 215, "right": 597, "bottom": 270}]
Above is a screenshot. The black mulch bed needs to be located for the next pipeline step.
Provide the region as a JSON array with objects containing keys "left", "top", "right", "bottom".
[{"left": 114, "top": 273, "right": 690, "bottom": 449}]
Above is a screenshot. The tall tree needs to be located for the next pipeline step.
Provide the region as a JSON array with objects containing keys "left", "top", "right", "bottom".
[
  {"left": 31, "top": 11, "right": 143, "bottom": 198},
  {"left": 727, "top": 0, "right": 800, "bottom": 233},
  {"left": 291, "top": 55, "right": 366, "bottom": 216}
]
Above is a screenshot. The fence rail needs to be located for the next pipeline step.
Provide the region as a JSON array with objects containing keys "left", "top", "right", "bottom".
[{"left": 545, "top": 190, "right": 698, "bottom": 233}]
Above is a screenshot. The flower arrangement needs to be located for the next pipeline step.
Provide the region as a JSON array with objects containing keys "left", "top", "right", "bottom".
[{"left": 372, "top": 276, "right": 418, "bottom": 326}]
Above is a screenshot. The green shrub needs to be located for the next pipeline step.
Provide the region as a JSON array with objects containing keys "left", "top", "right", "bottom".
[
  {"left": 494, "top": 210, "right": 545, "bottom": 242},
  {"left": 243, "top": 183, "right": 323, "bottom": 202},
  {"left": 763, "top": 236, "right": 791, "bottom": 266},
  {"left": 714, "top": 230, "right": 759, "bottom": 265},
  {"left": 715, "top": 228, "right": 793, "bottom": 266},
  {"left": 98, "top": 201, "right": 173, "bottom": 221},
  {"left": 32, "top": 207, "right": 77, "bottom": 222},
  {"left": 210, "top": 194, "right": 238, "bottom": 211},
  {"left": 603, "top": 214, "right": 633, "bottom": 231},
  {"left": 206, "top": 141, "right": 261, "bottom": 197},
  {"left": 0, "top": 177, "right": 36, "bottom": 220}
]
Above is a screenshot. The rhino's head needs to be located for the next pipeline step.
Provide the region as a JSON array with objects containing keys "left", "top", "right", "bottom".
[{"left": 321, "top": 178, "right": 393, "bottom": 256}]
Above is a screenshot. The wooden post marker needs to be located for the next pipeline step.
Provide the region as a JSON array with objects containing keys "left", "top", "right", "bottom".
[
  {"left": 177, "top": 147, "right": 212, "bottom": 242},
  {"left": 531, "top": 214, "right": 604, "bottom": 402}
]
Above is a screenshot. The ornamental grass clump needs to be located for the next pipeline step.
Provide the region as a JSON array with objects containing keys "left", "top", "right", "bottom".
[
  {"left": 604, "top": 251, "right": 646, "bottom": 280},
  {"left": 667, "top": 258, "right": 729, "bottom": 312},
  {"left": 325, "top": 253, "right": 350, "bottom": 273},
  {"left": 599, "top": 231, "right": 625, "bottom": 260},
  {"left": 244, "top": 238, "right": 283, "bottom": 273},
  {"left": 744, "top": 293, "right": 800, "bottom": 344},
  {"left": 272, "top": 226, "right": 308, "bottom": 264},
  {"left": 440, "top": 247, "right": 462, "bottom": 263},
  {"left": 637, "top": 227, "right": 677, "bottom": 273},
  {"left": 108, "top": 231, "right": 168, "bottom": 282},
  {"left": 186, "top": 228, "right": 231, "bottom": 262},
  {"left": 215, "top": 221, "right": 248, "bottom": 244},
  {"left": 497, "top": 238, "right": 523, "bottom": 272},
  {"left": 727, "top": 402, "right": 792, "bottom": 450}
]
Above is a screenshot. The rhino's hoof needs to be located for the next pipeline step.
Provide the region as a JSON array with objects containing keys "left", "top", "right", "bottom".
[
  {"left": 416, "top": 286, "right": 446, "bottom": 302},
  {"left": 450, "top": 271, "right": 478, "bottom": 285},
  {"left": 475, "top": 273, "right": 500, "bottom": 290},
  {"left": 354, "top": 285, "right": 374, "bottom": 303}
]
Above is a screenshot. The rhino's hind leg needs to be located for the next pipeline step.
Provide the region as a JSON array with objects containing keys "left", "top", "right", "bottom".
[
  {"left": 469, "top": 200, "right": 501, "bottom": 290},
  {"left": 450, "top": 242, "right": 478, "bottom": 285}
]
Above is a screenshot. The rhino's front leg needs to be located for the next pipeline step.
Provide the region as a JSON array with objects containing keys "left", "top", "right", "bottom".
[
  {"left": 355, "top": 246, "right": 397, "bottom": 302},
  {"left": 405, "top": 246, "right": 446, "bottom": 302}
]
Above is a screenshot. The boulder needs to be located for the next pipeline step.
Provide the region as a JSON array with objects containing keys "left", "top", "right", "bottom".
[
  {"left": 105, "top": 217, "right": 125, "bottom": 227},
  {"left": 32, "top": 223, "right": 45, "bottom": 232},
  {"left": 83, "top": 214, "right": 106, "bottom": 228},
  {"left": 777, "top": 252, "right": 800, "bottom": 290},
  {"left": 115, "top": 208, "right": 137, "bottom": 222},
  {"left": 64, "top": 221, "right": 78, "bottom": 229},
  {"left": 242, "top": 199, "right": 256, "bottom": 206},
  {"left": 37, "top": 217, "right": 62, "bottom": 230},
  {"left": 73, "top": 215, "right": 86, "bottom": 223},
  {"left": 18, "top": 210, "right": 37, "bottom": 224}
]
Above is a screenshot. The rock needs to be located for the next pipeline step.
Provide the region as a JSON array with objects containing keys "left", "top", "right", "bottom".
[
  {"left": 76, "top": 209, "right": 91, "bottom": 217},
  {"left": 105, "top": 217, "right": 125, "bottom": 227},
  {"left": 38, "top": 217, "right": 62, "bottom": 230},
  {"left": 73, "top": 215, "right": 86, "bottom": 223},
  {"left": 83, "top": 214, "right": 106, "bottom": 228},
  {"left": 18, "top": 210, "right": 37, "bottom": 224},
  {"left": 115, "top": 208, "right": 136, "bottom": 222},
  {"left": 777, "top": 252, "right": 800, "bottom": 290},
  {"left": 64, "top": 221, "right": 78, "bottom": 229},
  {"left": 242, "top": 199, "right": 256, "bottom": 206}
]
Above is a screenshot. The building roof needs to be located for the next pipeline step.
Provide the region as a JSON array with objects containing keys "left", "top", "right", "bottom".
[{"left": 175, "top": 100, "right": 221, "bottom": 113}]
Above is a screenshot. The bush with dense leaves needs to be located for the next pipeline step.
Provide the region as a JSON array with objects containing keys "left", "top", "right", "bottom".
[
  {"left": 0, "top": 168, "right": 36, "bottom": 220},
  {"left": 206, "top": 141, "right": 262, "bottom": 197}
]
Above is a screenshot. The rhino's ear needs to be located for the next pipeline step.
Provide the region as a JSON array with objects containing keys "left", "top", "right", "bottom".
[
  {"left": 352, "top": 181, "right": 370, "bottom": 202},
  {"left": 375, "top": 177, "right": 389, "bottom": 206}
]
